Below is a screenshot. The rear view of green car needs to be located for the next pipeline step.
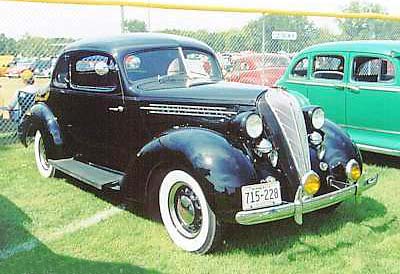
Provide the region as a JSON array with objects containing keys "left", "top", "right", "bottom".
[{"left": 277, "top": 41, "right": 400, "bottom": 156}]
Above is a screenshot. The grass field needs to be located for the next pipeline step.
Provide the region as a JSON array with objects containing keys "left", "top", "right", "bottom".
[{"left": 0, "top": 145, "right": 399, "bottom": 273}]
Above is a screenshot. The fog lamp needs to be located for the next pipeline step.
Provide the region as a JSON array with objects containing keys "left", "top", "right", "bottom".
[
  {"left": 309, "top": 132, "right": 323, "bottom": 146},
  {"left": 302, "top": 171, "right": 320, "bottom": 196},
  {"left": 346, "top": 159, "right": 362, "bottom": 183},
  {"left": 255, "top": 138, "right": 273, "bottom": 157}
]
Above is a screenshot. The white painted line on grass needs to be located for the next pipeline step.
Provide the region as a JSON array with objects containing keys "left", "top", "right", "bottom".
[{"left": 0, "top": 205, "right": 124, "bottom": 260}]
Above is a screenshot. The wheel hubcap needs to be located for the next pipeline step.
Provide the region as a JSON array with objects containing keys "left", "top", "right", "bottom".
[{"left": 168, "top": 182, "right": 202, "bottom": 238}]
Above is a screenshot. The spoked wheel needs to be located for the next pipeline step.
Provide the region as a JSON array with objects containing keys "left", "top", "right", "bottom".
[
  {"left": 159, "top": 170, "right": 221, "bottom": 254},
  {"left": 34, "top": 130, "right": 55, "bottom": 178}
]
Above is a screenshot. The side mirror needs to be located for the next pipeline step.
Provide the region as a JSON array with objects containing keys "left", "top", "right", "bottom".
[{"left": 94, "top": 61, "right": 110, "bottom": 76}]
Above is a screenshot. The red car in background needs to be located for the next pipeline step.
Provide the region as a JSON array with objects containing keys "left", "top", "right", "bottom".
[{"left": 226, "top": 53, "right": 290, "bottom": 87}]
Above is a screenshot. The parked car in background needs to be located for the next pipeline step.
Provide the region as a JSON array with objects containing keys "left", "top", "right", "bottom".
[
  {"left": 226, "top": 53, "right": 290, "bottom": 87},
  {"left": 33, "top": 58, "right": 55, "bottom": 78},
  {"left": 20, "top": 34, "right": 377, "bottom": 254},
  {"left": 0, "top": 55, "right": 14, "bottom": 77},
  {"left": 277, "top": 40, "right": 400, "bottom": 156},
  {"left": 6, "top": 60, "right": 35, "bottom": 78}
]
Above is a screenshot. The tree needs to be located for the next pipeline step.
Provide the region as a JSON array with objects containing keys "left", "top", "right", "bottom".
[
  {"left": 0, "top": 33, "right": 17, "bottom": 55},
  {"left": 242, "top": 15, "right": 322, "bottom": 53},
  {"left": 338, "top": 1, "right": 400, "bottom": 40},
  {"left": 123, "top": 19, "right": 147, "bottom": 33}
]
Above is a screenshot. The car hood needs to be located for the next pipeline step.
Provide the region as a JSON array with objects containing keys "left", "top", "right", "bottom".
[{"left": 136, "top": 81, "right": 267, "bottom": 106}]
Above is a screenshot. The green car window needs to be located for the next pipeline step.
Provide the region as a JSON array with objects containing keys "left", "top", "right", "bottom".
[
  {"left": 291, "top": 57, "right": 308, "bottom": 78},
  {"left": 352, "top": 56, "right": 395, "bottom": 83},
  {"left": 312, "top": 55, "right": 344, "bottom": 81}
]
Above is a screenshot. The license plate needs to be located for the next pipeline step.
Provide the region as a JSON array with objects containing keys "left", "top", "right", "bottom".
[{"left": 241, "top": 181, "right": 282, "bottom": 210}]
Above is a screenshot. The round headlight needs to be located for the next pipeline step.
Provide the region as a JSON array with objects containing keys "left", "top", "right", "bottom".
[
  {"left": 312, "top": 108, "right": 325, "bottom": 130},
  {"left": 346, "top": 159, "right": 362, "bottom": 183},
  {"left": 245, "top": 114, "right": 263, "bottom": 139},
  {"left": 302, "top": 171, "right": 321, "bottom": 196}
]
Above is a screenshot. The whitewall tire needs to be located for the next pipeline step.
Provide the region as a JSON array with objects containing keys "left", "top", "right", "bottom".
[
  {"left": 159, "top": 170, "right": 221, "bottom": 254},
  {"left": 34, "top": 130, "right": 55, "bottom": 178}
]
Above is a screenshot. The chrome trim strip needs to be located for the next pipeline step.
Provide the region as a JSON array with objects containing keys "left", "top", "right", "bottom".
[
  {"left": 358, "top": 85, "right": 400, "bottom": 93},
  {"left": 235, "top": 174, "right": 378, "bottom": 225},
  {"left": 140, "top": 104, "right": 237, "bottom": 118},
  {"left": 339, "top": 124, "right": 400, "bottom": 135},
  {"left": 356, "top": 144, "right": 400, "bottom": 157},
  {"left": 286, "top": 79, "right": 338, "bottom": 87}
]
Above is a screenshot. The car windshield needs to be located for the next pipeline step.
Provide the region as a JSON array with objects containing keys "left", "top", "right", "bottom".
[{"left": 124, "top": 48, "right": 222, "bottom": 90}]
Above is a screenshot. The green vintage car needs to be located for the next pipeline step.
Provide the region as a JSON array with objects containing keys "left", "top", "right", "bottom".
[{"left": 277, "top": 41, "right": 400, "bottom": 156}]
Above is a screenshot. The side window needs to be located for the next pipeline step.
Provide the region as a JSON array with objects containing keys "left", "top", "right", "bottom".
[
  {"left": 52, "top": 54, "right": 69, "bottom": 88},
  {"left": 312, "top": 55, "right": 344, "bottom": 81},
  {"left": 291, "top": 57, "right": 308, "bottom": 78},
  {"left": 71, "top": 52, "right": 118, "bottom": 92},
  {"left": 352, "top": 56, "right": 395, "bottom": 83}
]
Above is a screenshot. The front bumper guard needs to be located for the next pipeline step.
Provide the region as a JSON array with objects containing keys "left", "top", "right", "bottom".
[{"left": 235, "top": 174, "right": 378, "bottom": 225}]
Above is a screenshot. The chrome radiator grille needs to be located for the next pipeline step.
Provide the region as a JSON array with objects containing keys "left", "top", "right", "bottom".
[{"left": 264, "top": 89, "right": 311, "bottom": 180}]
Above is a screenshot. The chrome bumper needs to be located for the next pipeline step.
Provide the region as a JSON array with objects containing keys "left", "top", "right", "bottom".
[{"left": 235, "top": 174, "right": 378, "bottom": 226}]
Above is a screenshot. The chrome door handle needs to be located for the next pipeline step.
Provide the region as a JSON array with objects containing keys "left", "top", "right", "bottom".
[
  {"left": 347, "top": 85, "right": 360, "bottom": 92},
  {"left": 108, "top": 106, "right": 124, "bottom": 112},
  {"left": 334, "top": 84, "right": 346, "bottom": 90}
]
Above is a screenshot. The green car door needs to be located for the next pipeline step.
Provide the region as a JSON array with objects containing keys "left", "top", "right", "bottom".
[
  {"left": 345, "top": 53, "right": 400, "bottom": 154},
  {"left": 306, "top": 52, "right": 348, "bottom": 125}
]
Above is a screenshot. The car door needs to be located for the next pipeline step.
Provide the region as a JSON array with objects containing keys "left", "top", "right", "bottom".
[
  {"left": 345, "top": 53, "right": 400, "bottom": 152},
  {"left": 67, "top": 51, "right": 124, "bottom": 167},
  {"left": 306, "top": 52, "right": 348, "bottom": 125}
]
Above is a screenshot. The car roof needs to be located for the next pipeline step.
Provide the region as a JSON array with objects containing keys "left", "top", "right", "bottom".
[
  {"left": 299, "top": 40, "right": 400, "bottom": 56},
  {"left": 63, "top": 33, "right": 214, "bottom": 55}
]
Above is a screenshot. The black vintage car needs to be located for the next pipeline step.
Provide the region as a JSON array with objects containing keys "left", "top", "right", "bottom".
[{"left": 20, "top": 33, "right": 378, "bottom": 254}]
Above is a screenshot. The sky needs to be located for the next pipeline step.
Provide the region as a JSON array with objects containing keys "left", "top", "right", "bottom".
[{"left": 1, "top": 0, "right": 400, "bottom": 39}]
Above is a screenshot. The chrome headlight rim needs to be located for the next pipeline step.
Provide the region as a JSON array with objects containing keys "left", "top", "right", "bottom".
[
  {"left": 301, "top": 170, "right": 321, "bottom": 196},
  {"left": 346, "top": 159, "right": 362, "bottom": 183},
  {"left": 245, "top": 113, "right": 263, "bottom": 139},
  {"left": 311, "top": 107, "right": 325, "bottom": 130}
]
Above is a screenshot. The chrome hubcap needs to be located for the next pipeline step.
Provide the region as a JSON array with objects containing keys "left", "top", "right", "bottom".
[{"left": 168, "top": 182, "right": 202, "bottom": 238}]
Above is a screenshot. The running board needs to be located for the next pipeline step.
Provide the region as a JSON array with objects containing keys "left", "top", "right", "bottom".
[{"left": 48, "top": 158, "right": 123, "bottom": 190}]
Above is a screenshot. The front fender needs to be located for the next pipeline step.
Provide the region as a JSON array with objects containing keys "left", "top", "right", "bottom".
[
  {"left": 322, "top": 119, "right": 363, "bottom": 176},
  {"left": 121, "top": 128, "right": 257, "bottom": 221},
  {"left": 18, "top": 103, "right": 65, "bottom": 159}
]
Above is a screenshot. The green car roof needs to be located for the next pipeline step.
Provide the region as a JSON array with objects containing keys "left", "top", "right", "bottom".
[{"left": 300, "top": 40, "right": 400, "bottom": 56}]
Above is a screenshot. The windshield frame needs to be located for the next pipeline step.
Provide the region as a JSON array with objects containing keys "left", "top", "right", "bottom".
[{"left": 123, "top": 46, "right": 223, "bottom": 92}]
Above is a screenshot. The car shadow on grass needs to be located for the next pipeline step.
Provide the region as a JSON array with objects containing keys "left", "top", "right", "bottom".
[
  {"left": 58, "top": 174, "right": 390, "bottom": 257},
  {"left": 0, "top": 195, "right": 162, "bottom": 274},
  {"left": 362, "top": 151, "right": 400, "bottom": 169},
  {"left": 219, "top": 196, "right": 388, "bottom": 255}
]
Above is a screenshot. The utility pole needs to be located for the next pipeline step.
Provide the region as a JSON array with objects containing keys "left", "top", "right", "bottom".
[{"left": 120, "top": 5, "right": 125, "bottom": 34}]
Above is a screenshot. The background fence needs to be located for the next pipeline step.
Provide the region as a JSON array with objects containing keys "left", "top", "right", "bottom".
[{"left": 1, "top": 0, "right": 400, "bottom": 145}]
